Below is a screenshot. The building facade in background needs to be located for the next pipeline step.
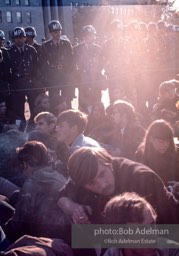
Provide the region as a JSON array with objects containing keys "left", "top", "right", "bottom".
[{"left": 1, "top": 0, "right": 177, "bottom": 44}]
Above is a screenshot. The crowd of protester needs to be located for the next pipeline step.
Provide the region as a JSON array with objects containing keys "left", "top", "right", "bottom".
[{"left": 0, "top": 17, "right": 179, "bottom": 256}]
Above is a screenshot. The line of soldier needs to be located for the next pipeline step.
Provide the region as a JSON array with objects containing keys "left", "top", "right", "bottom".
[{"left": 0, "top": 19, "right": 179, "bottom": 131}]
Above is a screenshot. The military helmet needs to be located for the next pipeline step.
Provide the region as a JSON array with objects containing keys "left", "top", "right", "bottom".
[
  {"left": 174, "top": 25, "right": 179, "bottom": 32},
  {"left": 12, "top": 27, "right": 26, "bottom": 38},
  {"left": 25, "top": 26, "right": 37, "bottom": 37},
  {"left": 48, "top": 20, "right": 62, "bottom": 32},
  {"left": 110, "top": 20, "right": 122, "bottom": 31},
  {"left": 82, "top": 25, "right": 96, "bottom": 36},
  {"left": 148, "top": 22, "right": 157, "bottom": 32},
  {"left": 166, "top": 24, "right": 175, "bottom": 33},
  {"left": 128, "top": 21, "right": 139, "bottom": 31},
  {"left": 0, "top": 30, "right": 5, "bottom": 40},
  {"left": 157, "top": 20, "right": 167, "bottom": 30}
]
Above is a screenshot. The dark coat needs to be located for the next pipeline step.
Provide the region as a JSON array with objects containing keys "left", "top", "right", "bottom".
[
  {"left": 3, "top": 235, "right": 73, "bottom": 256},
  {"left": 58, "top": 158, "right": 179, "bottom": 224},
  {"left": 5, "top": 167, "right": 70, "bottom": 242},
  {"left": 111, "top": 121, "right": 145, "bottom": 160},
  {"left": 40, "top": 38, "right": 74, "bottom": 87}
]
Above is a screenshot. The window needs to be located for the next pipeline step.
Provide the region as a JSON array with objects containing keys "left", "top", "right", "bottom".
[
  {"left": 6, "top": 11, "right": 12, "bottom": 23},
  {"left": 25, "top": 0, "right": 30, "bottom": 5},
  {"left": 5, "top": 0, "right": 11, "bottom": 4},
  {"left": 26, "top": 12, "right": 31, "bottom": 23},
  {"left": 9, "top": 31, "right": 12, "bottom": 40},
  {"left": 0, "top": 11, "right": 2, "bottom": 23},
  {"left": 16, "top": 11, "right": 22, "bottom": 23},
  {"left": 15, "top": 0, "right": 20, "bottom": 5}
]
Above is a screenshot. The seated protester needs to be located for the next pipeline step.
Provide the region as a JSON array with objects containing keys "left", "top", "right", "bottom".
[
  {"left": 84, "top": 101, "right": 110, "bottom": 139},
  {"left": 33, "top": 93, "right": 50, "bottom": 116},
  {"left": 55, "top": 109, "right": 101, "bottom": 153},
  {"left": 0, "top": 130, "right": 26, "bottom": 187},
  {"left": 34, "top": 111, "right": 57, "bottom": 150},
  {"left": 27, "top": 93, "right": 50, "bottom": 132},
  {"left": 0, "top": 177, "right": 19, "bottom": 200},
  {"left": 135, "top": 119, "right": 179, "bottom": 187},
  {"left": 0, "top": 225, "right": 10, "bottom": 251},
  {"left": 110, "top": 100, "right": 145, "bottom": 160},
  {"left": 0, "top": 97, "right": 18, "bottom": 133},
  {"left": 28, "top": 130, "right": 70, "bottom": 177},
  {"left": 174, "top": 119, "right": 179, "bottom": 139},
  {"left": 2, "top": 235, "right": 73, "bottom": 256},
  {"left": 103, "top": 192, "right": 179, "bottom": 256},
  {"left": 4, "top": 141, "right": 69, "bottom": 243},
  {"left": 27, "top": 130, "right": 57, "bottom": 167},
  {"left": 50, "top": 95, "right": 68, "bottom": 117},
  {"left": 54, "top": 141, "right": 70, "bottom": 178},
  {"left": 57, "top": 147, "right": 179, "bottom": 225},
  {"left": 0, "top": 195, "right": 15, "bottom": 226},
  {"left": 152, "top": 79, "right": 179, "bottom": 125}
]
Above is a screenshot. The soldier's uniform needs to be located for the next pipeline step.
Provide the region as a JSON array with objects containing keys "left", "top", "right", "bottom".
[
  {"left": 3, "top": 27, "right": 38, "bottom": 126},
  {"left": 74, "top": 25, "right": 104, "bottom": 113},
  {"left": 0, "top": 30, "right": 9, "bottom": 98},
  {"left": 102, "top": 21, "right": 129, "bottom": 104},
  {"left": 40, "top": 20, "right": 74, "bottom": 108},
  {"left": 25, "top": 26, "right": 44, "bottom": 97},
  {"left": 25, "top": 26, "right": 42, "bottom": 61}
]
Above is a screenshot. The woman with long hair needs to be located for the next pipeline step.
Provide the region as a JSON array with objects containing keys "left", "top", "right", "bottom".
[{"left": 135, "top": 119, "right": 179, "bottom": 186}]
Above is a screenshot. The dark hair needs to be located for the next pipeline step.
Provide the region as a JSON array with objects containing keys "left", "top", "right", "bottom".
[
  {"left": 27, "top": 130, "right": 52, "bottom": 149},
  {"left": 113, "top": 100, "right": 136, "bottom": 120},
  {"left": 103, "top": 192, "right": 157, "bottom": 224},
  {"left": 68, "top": 147, "right": 112, "bottom": 186},
  {"left": 143, "top": 119, "right": 174, "bottom": 146},
  {"left": 159, "top": 79, "right": 178, "bottom": 96},
  {"left": 135, "top": 120, "right": 176, "bottom": 184},
  {"left": 16, "top": 141, "right": 48, "bottom": 168},
  {"left": 34, "top": 93, "right": 49, "bottom": 107},
  {"left": 57, "top": 110, "right": 88, "bottom": 134},
  {"left": 34, "top": 112, "right": 56, "bottom": 125}
]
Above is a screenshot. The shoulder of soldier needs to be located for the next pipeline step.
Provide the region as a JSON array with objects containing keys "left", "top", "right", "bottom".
[
  {"left": 102, "top": 38, "right": 113, "bottom": 47},
  {"left": 24, "top": 44, "right": 37, "bottom": 53},
  {"left": 60, "top": 35, "right": 71, "bottom": 43},
  {"left": 9, "top": 44, "right": 16, "bottom": 50},
  {"left": 34, "top": 42, "right": 41, "bottom": 48},
  {"left": 74, "top": 42, "right": 84, "bottom": 49},
  {"left": 8, "top": 44, "right": 18, "bottom": 54},
  {"left": 1, "top": 46, "right": 7, "bottom": 51},
  {"left": 42, "top": 39, "right": 52, "bottom": 47},
  {"left": 92, "top": 43, "right": 102, "bottom": 49},
  {"left": 34, "top": 41, "right": 41, "bottom": 46}
]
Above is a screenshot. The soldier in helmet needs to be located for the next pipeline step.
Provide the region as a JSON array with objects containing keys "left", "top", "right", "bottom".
[
  {"left": 40, "top": 20, "right": 74, "bottom": 108},
  {"left": 0, "top": 30, "right": 9, "bottom": 98},
  {"left": 73, "top": 25, "right": 104, "bottom": 113},
  {"left": 102, "top": 20, "right": 129, "bottom": 105},
  {"left": 3, "top": 27, "right": 38, "bottom": 129},
  {"left": 25, "top": 26, "right": 41, "bottom": 57},
  {"left": 24, "top": 26, "right": 44, "bottom": 99}
]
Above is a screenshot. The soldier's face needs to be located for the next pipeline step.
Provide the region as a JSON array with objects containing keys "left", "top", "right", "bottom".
[
  {"left": 0, "top": 38, "right": 4, "bottom": 48},
  {"left": 13, "top": 36, "right": 26, "bottom": 47},
  {"left": 50, "top": 30, "right": 61, "bottom": 41},
  {"left": 25, "top": 36, "right": 34, "bottom": 45}
]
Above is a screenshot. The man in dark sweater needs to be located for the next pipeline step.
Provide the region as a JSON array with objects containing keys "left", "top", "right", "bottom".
[{"left": 58, "top": 147, "right": 179, "bottom": 225}]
